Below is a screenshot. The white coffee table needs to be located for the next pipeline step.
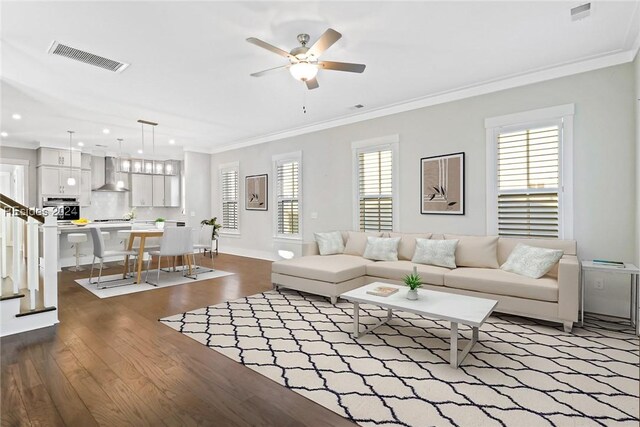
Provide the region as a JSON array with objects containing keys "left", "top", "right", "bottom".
[{"left": 341, "top": 283, "right": 498, "bottom": 368}]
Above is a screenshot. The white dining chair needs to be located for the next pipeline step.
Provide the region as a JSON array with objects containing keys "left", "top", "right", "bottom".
[
  {"left": 191, "top": 225, "right": 215, "bottom": 273},
  {"left": 145, "top": 227, "right": 196, "bottom": 286},
  {"left": 89, "top": 227, "right": 138, "bottom": 288}
]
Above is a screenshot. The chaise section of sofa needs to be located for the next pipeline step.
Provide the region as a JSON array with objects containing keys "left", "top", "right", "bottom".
[{"left": 271, "top": 232, "right": 579, "bottom": 331}]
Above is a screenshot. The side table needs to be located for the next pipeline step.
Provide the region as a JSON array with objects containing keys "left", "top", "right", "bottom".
[{"left": 581, "top": 261, "right": 639, "bottom": 334}]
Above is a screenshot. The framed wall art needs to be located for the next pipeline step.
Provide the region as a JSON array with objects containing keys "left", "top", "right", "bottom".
[
  {"left": 420, "top": 152, "right": 465, "bottom": 215},
  {"left": 245, "top": 174, "right": 268, "bottom": 211}
]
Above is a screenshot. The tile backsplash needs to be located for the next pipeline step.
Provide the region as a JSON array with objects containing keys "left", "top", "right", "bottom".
[{"left": 81, "top": 191, "right": 185, "bottom": 221}]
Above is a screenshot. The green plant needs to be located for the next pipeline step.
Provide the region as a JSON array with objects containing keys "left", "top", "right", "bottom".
[
  {"left": 403, "top": 271, "right": 422, "bottom": 290},
  {"left": 155, "top": 217, "right": 165, "bottom": 222},
  {"left": 200, "top": 217, "right": 222, "bottom": 238}
]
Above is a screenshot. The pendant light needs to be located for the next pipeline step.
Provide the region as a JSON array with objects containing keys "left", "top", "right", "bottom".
[
  {"left": 67, "top": 131, "right": 76, "bottom": 186},
  {"left": 116, "top": 138, "right": 125, "bottom": 189}
]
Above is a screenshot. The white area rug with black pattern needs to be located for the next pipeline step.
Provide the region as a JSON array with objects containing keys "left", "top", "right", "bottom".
[{"left": 160, "top": 289, "right": 639, "bottom": 427}]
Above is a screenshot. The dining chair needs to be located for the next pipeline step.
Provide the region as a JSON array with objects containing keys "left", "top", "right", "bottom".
[
  {"left": 191, "top": 224, "right": 215, "bottom": 273},
  {"left": 145, "top": 227, "right": 196, "bottom": 286},
  {"left": 88, "top": 227, "right": 138, "bottom": 288}
]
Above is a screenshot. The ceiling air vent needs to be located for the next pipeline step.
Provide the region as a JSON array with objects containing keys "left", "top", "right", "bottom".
[
  {"left": 571, "top": 3, "right": 591, "bottom": 21},
  {"left": 47, "top": 41, "right": 129, "bottom": 73}
]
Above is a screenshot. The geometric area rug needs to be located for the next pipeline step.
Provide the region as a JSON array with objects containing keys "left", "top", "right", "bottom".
[{"left": 160, "top": 289, "right": 640, "bottom": 427}]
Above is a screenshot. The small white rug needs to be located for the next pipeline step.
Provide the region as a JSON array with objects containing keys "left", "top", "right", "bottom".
[{"left": 74, "top": 267, "right": 233, "bottom": 298}]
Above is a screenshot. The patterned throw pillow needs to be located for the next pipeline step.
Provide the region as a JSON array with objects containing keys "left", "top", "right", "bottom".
[
  {"left": 314, "top": 231, "right": 345, "bottom": 255},
  {"left": 362, "top": 237, "right": 401, "bottom": 261},
  {"left": 501, "top": 243, "right": 564, "bottom": 279},
  {"left": 412, "top": 238, "right": 458, "bottom": 269}
]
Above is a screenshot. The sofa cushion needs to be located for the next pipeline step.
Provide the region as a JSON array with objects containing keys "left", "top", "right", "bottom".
[
  {"left": 365, "top": 260, "right": 448, "bottom": 286},
  {"left": 389, "top": 232, "right": 433, "bottom": 260},
  {"left": 444, "top": 267, "right": 558, "bottom": 302},
  {"left": 501, "top": 243, "right": 564, "bottom": 279},
  {"left": 412, "top": 238, "right": 458, "bottom": 269},
  {"left": 314, "top": 231, "right": 345, "bottom": 255},
  {"left": 363, "top": 236, "right": 401, "bottom": 261},
  {"left": 444, "top": 234, "right": 499, "bottom": 268},
  {"left": 272, "top": 255, "right": 373, "bottom": 283},
  {"left": 498, "top": 237, "right": 576, "bottom": 278},
  {"left": 343, "top": 231, "right": 383, "bottom": 256}
]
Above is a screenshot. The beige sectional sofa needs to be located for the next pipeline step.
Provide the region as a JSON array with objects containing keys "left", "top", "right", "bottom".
[{"left": 271, "top": 232, "right": 579, "bottom": 332}]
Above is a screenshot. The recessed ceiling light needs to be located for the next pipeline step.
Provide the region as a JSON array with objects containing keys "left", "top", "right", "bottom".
[
  {"left": 77, "top": 141, "right": 84, "bottom": 147},
  {"left": 137, "top": 149, "right": 143, "bottom": 154},
  {"left": 102, "top": 128, "right": 110, "bottom": 134},
  {"left": 12, "top": 113, "right": 21, "bottom": 120},
  {"left": 169, "top": 139, "right": 175, "bottom": 145},
  {"left": 0, "top": 132, "right": 8, "bottom": 138}
]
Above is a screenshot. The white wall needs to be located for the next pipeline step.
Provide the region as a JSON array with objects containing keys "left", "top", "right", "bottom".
[
  {"left": 0, "top": 146, "right": 37, "bottom": 206},
  {"left": 184, "top": 151, "right": 211, "bottom": 227},
  {"left": 635, "top": 52, "right": 640, "bottom": 269},
  {"left": 212, "top": 63, "right": 636, "bottom": 317}
]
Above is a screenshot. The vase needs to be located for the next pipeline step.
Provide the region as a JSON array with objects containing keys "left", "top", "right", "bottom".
[
  {"left": 156, "top": 221, "right": 165, "bottom": 230},
  {"left": 406, "top": 289, "right": 418, "bottom": 300}
]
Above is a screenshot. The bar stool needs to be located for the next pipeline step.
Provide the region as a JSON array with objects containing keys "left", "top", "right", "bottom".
[
  {"left": 68, "top": 233, "right": 87, "bottom": 272},
  {"left": 101, "top": 231, "right": 111, "bottom": 269}
]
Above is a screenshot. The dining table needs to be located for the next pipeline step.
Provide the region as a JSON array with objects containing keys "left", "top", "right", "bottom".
[{"left": 120, "top": 229, "right": 163, "bottom": 284}]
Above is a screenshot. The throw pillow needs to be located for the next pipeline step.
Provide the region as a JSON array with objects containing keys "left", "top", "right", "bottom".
[
  {"left": 501, "top": 243, "right": 564, "bottom": 279},
  {"left": 314, "top": 231, "right": 345, "bottom": 255},
  {"left": 444, "top": 234, "right": 499, "bottom": 268},
  {"left": 389, "top": 232, "right": 433, "bottom": 260},
  {"left": 412, "top": 238, "right": 459, "bottom": 269},
  {"left": 362, "top": 237, "right": 401, "bottom": 261},
  {"left": 343, "top": 231, "right": 383, "bottom": 256}
]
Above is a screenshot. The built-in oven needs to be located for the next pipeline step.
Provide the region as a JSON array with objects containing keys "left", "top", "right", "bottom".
[{"left": 42, "top": 197, "right": 80, "bottom": 221}]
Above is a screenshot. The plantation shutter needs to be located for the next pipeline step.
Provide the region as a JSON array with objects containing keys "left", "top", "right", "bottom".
[
  {"left": 358, "top": 149, "right": 393, "bottom": 231},
  {"left": 497, "top": 124, "right": 560, "bottom": 238},
  {"left": 221, "top": 168, "right": 238, "bottom": 231},
  {"left": 276, "top": 160, "right": 299, "bottom": 235}
]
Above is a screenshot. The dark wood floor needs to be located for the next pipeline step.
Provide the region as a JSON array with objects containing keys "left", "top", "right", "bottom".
[{"left": 1, "top": 254, "right": 356, "bottom": 427}]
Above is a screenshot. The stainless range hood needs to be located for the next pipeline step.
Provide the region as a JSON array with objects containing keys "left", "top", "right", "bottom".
[{"left": 94, "top": 156, "right": 129, "bottom": 192}]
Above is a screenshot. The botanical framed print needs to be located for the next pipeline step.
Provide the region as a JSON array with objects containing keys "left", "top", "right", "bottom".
[
  {"left": 420, "top": 152, "right": 465, "bottom": 215},
  {"left": 245, "top": 174, "right": 268, "bottom": 211}
]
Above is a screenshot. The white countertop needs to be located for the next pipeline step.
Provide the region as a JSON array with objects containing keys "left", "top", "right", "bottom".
[{"left": 58, "top": 222, "right": 133, "bottom": 232}]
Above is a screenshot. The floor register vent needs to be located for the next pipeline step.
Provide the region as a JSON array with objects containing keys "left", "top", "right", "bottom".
[{"left": 47, "top": 41, "right": 129, "bottom": 73}]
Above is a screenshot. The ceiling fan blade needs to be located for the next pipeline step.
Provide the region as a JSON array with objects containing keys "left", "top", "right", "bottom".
[
  {"left": 250, "top": 64, "right": 290, "bottom": 77},
  {"left": 305, "top": 77, "right": 319, "bottom": 90},
  {"left": 246, "top": 37, "right": 293, "bottom": 59},
  {"left": 307, "top": 28, "right": 342, "bottom": 57},
  {"left": 318, "top": 61, "right": 366, "bottom": 73}
]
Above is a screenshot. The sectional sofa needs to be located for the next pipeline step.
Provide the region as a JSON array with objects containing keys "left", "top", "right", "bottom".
[{"left": 271, "top": 231, "right": 579, "bottom": 332}]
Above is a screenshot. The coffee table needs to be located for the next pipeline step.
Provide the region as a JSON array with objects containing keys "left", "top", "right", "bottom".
[{"left": 341, "top": 282, "right": 498, "bottom": 368}]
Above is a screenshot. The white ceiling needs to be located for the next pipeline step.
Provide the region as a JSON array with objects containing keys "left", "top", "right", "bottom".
[{"left": 1, "top": 1, "right": 638, "bottom": 157}]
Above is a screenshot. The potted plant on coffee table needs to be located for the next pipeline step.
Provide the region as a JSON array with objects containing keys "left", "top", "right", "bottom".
[
  {"left": 403, "top": 266, "right": 422, "bottom": 300},
  {"left": 155, "top": 217, "right": 165, "bottom": 229}
]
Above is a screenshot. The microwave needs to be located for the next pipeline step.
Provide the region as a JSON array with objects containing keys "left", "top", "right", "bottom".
[{"left": 42, "top": 197, "right": 80, "bottom": 221}]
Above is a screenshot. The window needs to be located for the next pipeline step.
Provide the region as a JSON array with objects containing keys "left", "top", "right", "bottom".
[
  {"left": 352, "top": 135, "right": 399, "bottom": 232},
  {"left": 273, "top": 152, "right": 301, "bottom": 238},
  {"left": 219, "top": 163, "right": 239, "bottom": 232},
  {"left": 486, "top": 105, "right": 574, "bottom": 239}
]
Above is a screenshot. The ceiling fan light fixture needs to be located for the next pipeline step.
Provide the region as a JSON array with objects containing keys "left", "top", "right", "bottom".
[{"left": 289, "top": 62, "right": 318, "bottom": 81}]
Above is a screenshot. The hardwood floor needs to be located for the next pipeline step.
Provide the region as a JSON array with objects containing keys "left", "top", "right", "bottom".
[{"left": 1, "top": 254, "right": 356, "bottom": 427}]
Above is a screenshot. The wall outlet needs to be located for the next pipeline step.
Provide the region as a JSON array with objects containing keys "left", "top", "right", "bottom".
[
  {"left": 190, "top": 211, "right": 195, "bottom": 217},
  {"left": 594, "top": 278, "right": 604, "bottom": 290},
  {"left": 311, "top": 212, "right": 318, "bottom": 219}
]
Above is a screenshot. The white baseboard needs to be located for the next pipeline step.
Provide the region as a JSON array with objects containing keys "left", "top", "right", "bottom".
[{"left": 219, "top": 246, "right": 279, "bottom": 262}]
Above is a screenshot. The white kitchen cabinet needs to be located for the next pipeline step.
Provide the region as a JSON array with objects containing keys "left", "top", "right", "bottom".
[
  {"left": 37, "top": 147, "right": 81, "bottom": 167},
  {"left": 131, "top": 174, "right": 153, "bottom": 207},
  {"left": 81, "top": 153, "right": 92, "bottom": 170},
  {"left": 164, "top": 176, "right": 180, "bottom": 207},
  {"left": 152, "top": 175, "right": 165, "bottom": 207},
  {"left": 38, "top": 167, "right": 81, "bottom": 197},
  {"left": 80, "top": 170, "right": 92, "bottom": 206}
]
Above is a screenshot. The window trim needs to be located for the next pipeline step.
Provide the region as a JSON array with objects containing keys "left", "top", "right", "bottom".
[
  {"left": 218, "top": 161, "right": 240, "bottom": 235},
  {"left": 272, "top": 151, "right": 302, "bottom": 240},
  {"left": 351, "top": 135, "right": 400, "bottom": 232},
  {"left": 485, "top": 104, "right": 574, "bottom": 239}
]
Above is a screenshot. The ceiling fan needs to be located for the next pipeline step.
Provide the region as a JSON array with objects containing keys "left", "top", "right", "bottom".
[{"left": 247, "top": 28, "right": 366, "bottom": 90}]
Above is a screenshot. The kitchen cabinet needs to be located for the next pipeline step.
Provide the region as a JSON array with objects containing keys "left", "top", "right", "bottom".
[
  {"left": 38, "top": 166, "right": 81, "bottom": 197},
  {"left": 152, "top": 175, "right": 165, "bottom": 207},
  {"left": 164, "top": 176, "right": 180, "bottom": 207},
  {"left": 80, "top": 170, "right": 92, "bottom": 206},
  {"left": 37, "top": 147, "right": 81, "bottom": 167},
  {"left": 81, "top": 153, "right": 92, "bottom": 170},
  {"left": 130, "top": 174, "right": 153, "bottom": 207}
]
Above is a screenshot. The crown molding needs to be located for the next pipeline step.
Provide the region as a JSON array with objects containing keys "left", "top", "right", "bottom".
[{"left": 210, "top": 47, "right": 637, "bottom": 155}]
